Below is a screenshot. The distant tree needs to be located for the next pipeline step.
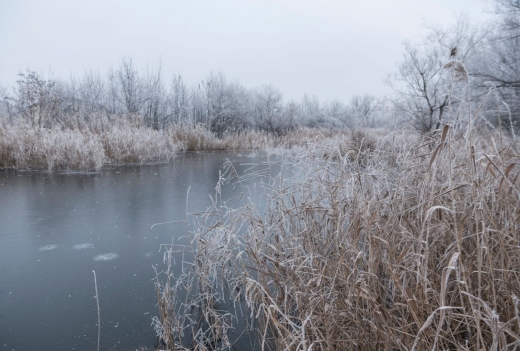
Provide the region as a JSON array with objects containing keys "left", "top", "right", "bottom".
[
  {"left": 283, "top": 100, "right": 300, "bottom": 131},
  {"left": 105, "top": 59, "right": 170, "bottom": 129},
  {"left": 168, "top": 74, "right": 190, "bottom": 127},
  {"left": 108, "top": 58, "right": 146, "bottom": 116},
  {"left": 190, "top": 84, "right": 207, "bottom": 126},
  {"left": 15, "top": 70, "right": 62, "bottom": 128},
  {"left": 349, "top": 94, "right": 379, "bottom": 128},
  {"left": 0, "top": 85, "right": 15, "bottom": 123},
  {"left": 253, "top": 85, "right": 284, "bottom": 135},
  {"left": 325, "top": 100, "right": 349, "bottom": 127},
  {"left": 142, "top": 67, "right": 166, "bottom": 130},
  {"left": 79, "top": 71, "right": 108, "bottom": 121},
  {"left": 58, "top": 77, "right": 79, "bottom": 124},
  {"left": 200, "top": 73, "right": 252, "bottom": 137},
  {"left": 301, "top": 95, "right": 342, "bottom": 128}
]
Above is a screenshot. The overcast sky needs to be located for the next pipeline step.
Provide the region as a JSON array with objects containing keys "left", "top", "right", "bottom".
[{"left": 0, "top": 0, "right": 492, "bottom": 101}]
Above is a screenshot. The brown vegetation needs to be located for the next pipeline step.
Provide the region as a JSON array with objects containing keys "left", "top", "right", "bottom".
[
  {"left": 0, "top": 119, "right": 361, "bottom": 172},
  {"left": 154, "top": 126, "right": 520, "bottom": 350}
]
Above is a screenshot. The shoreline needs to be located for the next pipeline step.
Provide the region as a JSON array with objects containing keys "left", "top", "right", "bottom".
[{"left": 0, "top": 122, "right": 376, "bottom": 173}]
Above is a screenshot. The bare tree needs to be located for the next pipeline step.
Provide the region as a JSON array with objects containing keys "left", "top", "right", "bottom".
[
  {"left": 283, "top": 100, "right": 300, "bottom": 131},
  {"left": 15, "top": 70, "right": 62, "bottom": 128},
  {"left": 0, "top": 85, "right": 15, "bottom": 123},
  {"left": 325, "top": 100, "right": 349, "bottom": 127},
  {"left": 253, "top": 84, "right": 284, "bottom": 135},
  {"left": 495, "top": 0, "right": 520, "bottom": 33},
  {"left": 388, "top": 17, "right": 490, "bottom": 134},
  {"left": 387, "top": 42, "right": 450, "bottom": 134},
  {"left": 79, "top": 71, "right": 107, "bottom": 121},
  {"left": 200, "top": 73, "right": 252, "bottom": 137},
  {"left": 190, "top": 84, "right": 207, "bottom": 126},
  {"left": 142, "top": 67, "right": 166, "bottom": 130},
  {"left": 108, "top": 58, "right": 146, "bottom": 116},
  {"left": 349, "top": 94, "right": 379, "bottom": 128},
  {"left": 168, "top": 74, "right": 190, "bottom": 127},
  {"left": 473, "top": 0, "right": 520, "bottom": 127}
]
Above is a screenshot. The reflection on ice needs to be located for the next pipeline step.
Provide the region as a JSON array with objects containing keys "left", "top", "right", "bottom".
[{"left": 93, "top": 253, "right": 118, "bottom": 261}]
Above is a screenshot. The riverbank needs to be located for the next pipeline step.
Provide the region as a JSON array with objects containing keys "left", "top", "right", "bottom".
[{"left": 0, "top": 121, "right": 382, "bottom": 172}]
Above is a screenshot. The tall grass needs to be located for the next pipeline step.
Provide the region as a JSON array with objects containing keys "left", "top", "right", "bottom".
[
  {"left": 153, "top": 124, "right": 520, "bottom": 350},
  {"left": 0, "top": 118, "right": 359, "bottom": 171},
  {"left": 0, "top": 122, "right": 106, "bottom": 171},
  {"left": 0, "top": 119, "right": 179, "bottom": 171}
]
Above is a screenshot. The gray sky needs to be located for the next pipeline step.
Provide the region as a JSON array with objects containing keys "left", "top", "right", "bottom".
[{"left": 0, "top": 0, "right": 492, "bottom": 101}]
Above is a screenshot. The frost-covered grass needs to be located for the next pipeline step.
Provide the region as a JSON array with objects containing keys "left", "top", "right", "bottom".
[
  {"left": 0, "top": 123, "right": 106, "bottom": 172},
  {"left": 93, "top": 253, "right": 118, "bottom": 262},
  {"left": 38, "top": 244, "right": 58, "bottom": 252},
  {"left": 0, "top": 119, "right": 181, "bottom": 171},
  {"left": 153, "top": 126, "right": 520, "bottom": 350},
  {"left": 73, "top": 243, "right": 94, "bottom": 250},
  {"left": 100, "top": 122, "right": 177, "bottom": 165},
  {"left": 0, "top": 118, "right": 363, "bottom": 172}
]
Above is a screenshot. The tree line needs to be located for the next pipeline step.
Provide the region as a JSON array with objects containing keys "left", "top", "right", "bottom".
[
  {"left": 0, "top": 0, "right": 518, "bottom": 136},
  {"left": 0, "top": 61, "right": 386, "bottom": 136}
]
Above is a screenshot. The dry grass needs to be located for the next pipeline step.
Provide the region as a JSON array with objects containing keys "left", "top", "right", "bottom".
[
  {"left": 166, "top": 123, "right": 367, "bottom": 153},
  {"left": 154, "top": 125, "right": 520, "bottom": 350},
  {"left": 0, "top": 122, "right": 106, "bottom": 171},
  {"left": 0, "top": 118, "right": 363, "bottom": 171},
  {"left": 0, "top": 121, "right": 178, "bottom": 171},
  {"left": 100, "top": 123, "right": 177, "bottom": 165}
]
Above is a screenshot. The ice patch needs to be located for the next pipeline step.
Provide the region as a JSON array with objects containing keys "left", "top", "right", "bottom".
[
  {"left": 73, "top": 243, "right": 93, "bottom": 250},
  {"left": 38, "top": 244, "right": 58, "bottom": 252},
  {"left": 93, "top": 253, "right": 118, "bottom": 262}
]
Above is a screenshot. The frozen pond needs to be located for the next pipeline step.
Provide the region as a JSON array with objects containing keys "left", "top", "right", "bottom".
[{"left": 0, "top": 151, "right": 270, "bottom": 351}]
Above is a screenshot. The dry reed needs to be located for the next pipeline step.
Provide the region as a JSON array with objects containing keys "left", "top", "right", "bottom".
[
  {"left": 0, "top": 118, "right": 358, "bottom": 171},
  {"left": 154, "top": 124, "right": 520, "bottom": 350}
]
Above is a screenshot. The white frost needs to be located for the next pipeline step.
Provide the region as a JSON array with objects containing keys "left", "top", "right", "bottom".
[
  {"left": 73, "top": 243, "right": 93, "bottom": 250},
  {"left": 93, "top": 253, "right": 118, "bottom": 262},
  {"left": 38, "top": 244, "right": 58, "bottom": 252}
]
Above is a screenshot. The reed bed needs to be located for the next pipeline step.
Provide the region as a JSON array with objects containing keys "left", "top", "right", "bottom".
[
  {"left": 165, "top": 123, "right": 360, "bottom": 152},
  {"left": 0, "top": 119, "right": 357, "bottom": 171},
  {"left": 153, "top": 125, "right": 520, "bottom": 350},
  {"left": 0, "top": 123, "right": 106, "bottom": 171},
  {"left": 100, "top": 123, "right": 177, "bottom": 165}
]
